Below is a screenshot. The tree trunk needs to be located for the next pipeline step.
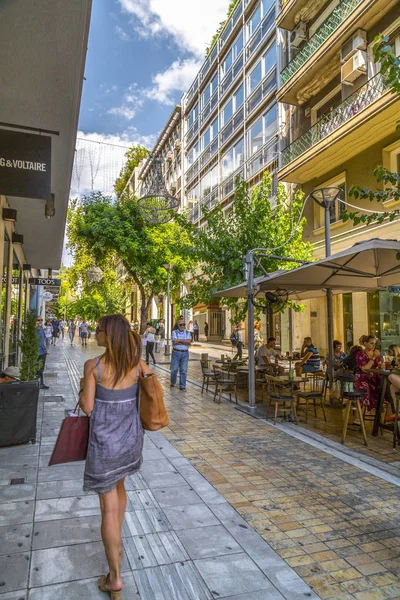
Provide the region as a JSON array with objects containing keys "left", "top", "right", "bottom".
[{"left": 139, "top": 288, "right": 154, "bottom": 334}]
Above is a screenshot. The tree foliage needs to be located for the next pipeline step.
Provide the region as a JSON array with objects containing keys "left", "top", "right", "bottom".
[
  {"left": 67, "top": 192, "right": 195, "bottom": 332},
  {"left": 181, "top": 173, "right": 313, "bottom": 322},
  {"left": 114, "top": 145, "right": 149, "bottom": 197},
  {"left": 343, "top": 35, "right": 400, "bottom": 225}
]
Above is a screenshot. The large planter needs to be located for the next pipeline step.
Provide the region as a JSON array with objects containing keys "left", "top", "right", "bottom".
[{"left": 0, "top": 381, "right": 40, "bottom": 447}]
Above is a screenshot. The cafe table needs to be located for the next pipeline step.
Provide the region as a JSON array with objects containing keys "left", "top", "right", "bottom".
[{"left": 368, "top": 369, "right": 398, "bottom": 446}]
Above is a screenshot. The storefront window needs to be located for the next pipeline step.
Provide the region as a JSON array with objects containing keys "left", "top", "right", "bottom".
[
  {"left": 1, "top": 234, "right": 10, "bottom": 367},
  {"left": 377, "top": 288, "right": 400, "bottom": 353},
  {"left": 9, "top": 253, "right": 21, "bottom": 366},
  {"left": 343, "top": 293, "right": 353, "bottom": 352}
]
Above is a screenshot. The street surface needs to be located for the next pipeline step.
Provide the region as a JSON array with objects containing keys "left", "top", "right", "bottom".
[{"left": 0, "top": 338, "right": 400, "bottom": 599}]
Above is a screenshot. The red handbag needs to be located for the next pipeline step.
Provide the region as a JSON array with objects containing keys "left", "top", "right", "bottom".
[{"left": 48, "top": 403, "right": 89, "bottom": 466}]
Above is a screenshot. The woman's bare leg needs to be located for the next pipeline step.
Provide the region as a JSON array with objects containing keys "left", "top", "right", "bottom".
[
  {"left": 389, "top": 373, "right": 400, "bottom": 410},
  {"left": 116, "top": 478, "right": 127, "bottom": 532},
  {"left": 99, "top": 489, "right": 123, "bottom": 591}
]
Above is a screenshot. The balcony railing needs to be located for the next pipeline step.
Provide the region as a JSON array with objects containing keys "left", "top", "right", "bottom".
[
  {"left": 189, "top": 203, "right": 200, "bottom": 223},
  {"left": 247, "top": 8, "right": 275, "bottom": 59},
  {"left": 200, "top": 89, "right": 218, "bottom": 126},
  {"left": 281, "top": 0, "right": 363, "bottom": 84},
  {"left": 200, "top": 137, "right": 219, "bottom": 169},
  {"left": 220, "top": 50, "right": 244, "bottom": 98},
  {"left": 220, "top": 1, "right": 243, "bottom": 49},
  {"left": 201, "top": 186, "right": 220, "bottom": 211},
  {"left": 246, "top": 137, "right": 278, "bottom": 179},
  {"left": 246, "top": 69, "right": 277, "bottom": 117},
  {"left": 201, "top": 45, "right": 218, "bottom": 82},
  {"left": 221, "top": 165, "right": 244, "bottom": 199},
  {"left": 281, "top": 72, "right": 390, "bottom": 166},
  {"left": 220, "top": 106, "right": 244, "bottom": 146},
  {"left": 185, "top": 117, "right": 199, "bottom": 145},
  {"left": 186, "top": 159, "right": 200, "bottom": 184}
]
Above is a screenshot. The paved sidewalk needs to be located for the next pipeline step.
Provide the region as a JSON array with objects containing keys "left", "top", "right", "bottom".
[{"left": 0, "top": 341, "right": 318, "bottom": 600}]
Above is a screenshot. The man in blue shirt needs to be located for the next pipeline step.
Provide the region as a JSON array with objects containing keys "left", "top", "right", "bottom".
[
  {"left": 36, "top": 317, "right": 49, "bottom": 389},
  {"left": 170, "top": 320, "right": 192, "bottom": 391}
]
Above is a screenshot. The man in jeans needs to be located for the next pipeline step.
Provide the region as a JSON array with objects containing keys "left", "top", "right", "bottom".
[
  {"left": 36, "top": 317, "right": 49, "bottom": 390},
  {"left": 170, "top": 320, "right": 192, "bottom": 391}
]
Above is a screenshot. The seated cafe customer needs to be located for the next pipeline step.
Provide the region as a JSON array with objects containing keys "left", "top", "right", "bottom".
[
  {"left": 295, "top": 337, "right": 320, "bottom": 377},
  {"left": 354, "top": 335, "right": 383, "bottom": 411},
  {"left": 0, "top": 366, "right": 20, "bottom": 383},
  {"left": 257, "top": 337, "right": 284, "bottom": 375}
]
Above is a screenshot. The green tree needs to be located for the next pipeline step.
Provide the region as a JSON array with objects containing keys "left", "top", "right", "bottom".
[
  {"left": 67, "top": 192, "right": 195, "bottom": 332},
  {"left": 343, "top": 35, "right": 400, "bottom": 225},
  {"left": 19, "top": 310, "right": 41, "bottom": 381},
  {"left": 114, "top": 145, "right": 149, "bottom": 197},
  {"left": 181, "top": 173, "right": 313, "bottom": 321}
]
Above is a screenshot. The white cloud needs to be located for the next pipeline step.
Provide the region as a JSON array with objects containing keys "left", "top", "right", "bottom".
[
  {"left": 108, "top": 83, "right": 144, "bottom": 121},
  {"left": 118, "top": 0, "right": 229, "bottom": 57},
  {"left": 114, "top": 25, "right": 130, "bottom": 41},
  {"left": 144, "top": 58, "right": 202, "bottom": 105}
]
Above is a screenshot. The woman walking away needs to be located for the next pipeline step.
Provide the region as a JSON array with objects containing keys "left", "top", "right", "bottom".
[
  {"left": 68, "top": 319, "right": 76, "bottom": 346},
  {"left": 144, "top": 322, "right": 156, "bottom": 365},
  {"left": 79, "top": 314, "right": 150, "bottom": 598},
  {"left": 44, "top": 319, "right": 52, "bottom": 350}
]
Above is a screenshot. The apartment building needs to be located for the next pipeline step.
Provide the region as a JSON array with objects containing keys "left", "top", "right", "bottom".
[
  {"left": 183, "top": 0, "right": 280, "bottom": 226},
  {"left": 277, "top": 0, "right": 400, "bottom": 354}
]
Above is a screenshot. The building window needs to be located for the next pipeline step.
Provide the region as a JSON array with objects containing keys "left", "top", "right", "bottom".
[
  {"left": 248, "top": 103, "right": 277, "bottom": 156},
  {"left": 221, "top": 31, "right": 243, "bottom": 78},
  {"left": 313, "top": 173, "right": 346, "bottom": 229},
  {"left": 201, "top": 72, "right": 218, "bottom": 110},
  {"left": 201, "top": 117, "right": 218, "bottom": 151},
  {"left": 187, "top": 141, "right": 200, "bottom": 166},
  {"left": 222, "top": 137, "right": 244, "bottom": 179},
  {"left": 221, "top": 84, "right": 244, "bottom": 127},
  {"left": 247, "top": 0, "right": 275, "bottom": 40},
  {"left": 187, "top": 103, "right": 198, "bottom": 130}
]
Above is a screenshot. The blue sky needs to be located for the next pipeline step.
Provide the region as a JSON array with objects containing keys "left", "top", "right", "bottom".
[{"left": 78, "top": 0, "right": 230, "bottom": 148}]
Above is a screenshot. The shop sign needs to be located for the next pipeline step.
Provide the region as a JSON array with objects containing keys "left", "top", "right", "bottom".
[
  {"left": 0, "top": 129, "right": 51, "bottom": 200},
  {"left": 43, "top": 292, "right": 53, "bottom": 302},
  {"left": 29, "top": 277, "right": 61, "bottom": 286},
  {"left": 2, "top": 276, "right": 19, "bottom": 284}
]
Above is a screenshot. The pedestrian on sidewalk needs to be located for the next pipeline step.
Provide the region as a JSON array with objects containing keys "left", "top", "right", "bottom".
[
  {"left": 68, "top": 319, "right": 76, "bottom": 345},
  {"left": 204, "top": 322, "right": 209, "bottom": 340},
  {"left": 232, "top": 322, "right": 243, "bottom": 360},
  {"left": 36, "top": 316, "right": 49, "bottom": 389},
  {"left": 193, "top": 320, "right": 199, "bottom": 342},
  {"left": 59, "top": 319, "right": 66, "bottom": 340},
  {"left": 79, "top": 314, "right": 150, "bottom": 598},
  {"left": 80, "top": 319, "right": 89, "bottom": 347},
  {"left": 170, "top": 319, "right": 192, "bottom": 391},
  {"left": 187, "top": 320, "right": 194, "bottom": 342},
  {"left": 144, "top": 322, "right": 156, "bottom": 365},
  {"left": 44, "top": 319, "right": 52, "bottom": 350},
  {"left": 51, "top": 318, "right": 60, "bottom": 346}
]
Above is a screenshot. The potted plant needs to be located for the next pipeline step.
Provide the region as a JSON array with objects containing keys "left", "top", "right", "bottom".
[{"left": 0, "top": 309, "right": 41, "bottom": 446}]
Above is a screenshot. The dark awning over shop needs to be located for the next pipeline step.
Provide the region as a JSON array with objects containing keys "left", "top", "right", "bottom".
[{"left": 0, "top": 0, "right": 92, "bottom": 268}]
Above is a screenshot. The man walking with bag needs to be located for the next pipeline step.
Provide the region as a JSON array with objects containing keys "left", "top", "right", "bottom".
[{"left": 170, "top": 319, "right": 192, "bottom": 391}]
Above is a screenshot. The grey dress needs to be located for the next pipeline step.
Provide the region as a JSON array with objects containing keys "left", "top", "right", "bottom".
[{"left": 84, "top": 357, "right": 144, "bottom": 494}]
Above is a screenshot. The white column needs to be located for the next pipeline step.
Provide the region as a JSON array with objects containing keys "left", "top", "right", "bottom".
[{"left": 151, "top": 296, "right": 158, "bottom": 320}]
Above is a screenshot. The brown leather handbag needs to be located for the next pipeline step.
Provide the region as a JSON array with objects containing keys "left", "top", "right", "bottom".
[
  {"left": 48, "top": 403, "right": 89, "bottom": 466},
  {"left": 138, "top": 370, "right": 169, "bottom": 431}
]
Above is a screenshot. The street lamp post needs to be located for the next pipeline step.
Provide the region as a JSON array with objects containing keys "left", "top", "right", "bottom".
[
  {"left": 307, "top": 187, "right": 343, "bottom": 387},
  {"left": 163, "top": 263, "right": 174, "bottom": 356}
]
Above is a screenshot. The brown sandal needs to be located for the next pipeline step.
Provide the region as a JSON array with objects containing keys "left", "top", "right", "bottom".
[{"left": 98, "top": 574, "right": 123, "bottom": 599}]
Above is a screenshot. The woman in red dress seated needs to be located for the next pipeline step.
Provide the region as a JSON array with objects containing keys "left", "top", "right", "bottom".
[{"left": 354, "top": 335, "right": 383, "bottom": 411}]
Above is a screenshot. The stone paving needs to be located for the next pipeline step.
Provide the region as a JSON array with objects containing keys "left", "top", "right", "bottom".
[{"left": 0, "top": 340, "right": 318, "bottom": 600}]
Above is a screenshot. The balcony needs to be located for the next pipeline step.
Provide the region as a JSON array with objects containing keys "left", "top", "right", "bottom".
[
  {"left": 278, "top": 72, "right": 400, "bottom": 184},
  {"left": 200, "top": 137, "right": 219, "bottom": 170},
  {"left": 201, "top": 187, "right": 220, "bottom": 212},
  {"left": 220, "top": 106, "right": 244, "bottom": 147},
  {"left": 221, "top": 165, "right": 244, "bottom": 199},
  {"left": 277, "top": 0, "right": 396, "bottom": 106},
  {"left": 185, "top": 118, "right": 199, "bottom": 146},
  {"left": 185, "top": 159, "right": 200, "bottom": 185},
  {"left": 219, "top": 1, "right": 243, "bottom": 50},
  {"left": 189, "top": 203, "right": 200, "bottom": 223},
  {"left": 281, "top": 0, "right": 362, "bottom": 86},
  {"left": 200, "top": 89, "right": 218, "bottom": 128},
  {"left": 246, "top": 68, "right": 277, "bottom": 118},
  {"left": 246, "top": 7, "right": 275, "bottom": 59},
  {"left": 246, "top": 137, "right": 278, "bottom": 180},
  {"left": 276, "top": 0, "right": 310, "bottom": 31},
  {"left": 220, "top": 50, "right": 244, "bottom": 100}
]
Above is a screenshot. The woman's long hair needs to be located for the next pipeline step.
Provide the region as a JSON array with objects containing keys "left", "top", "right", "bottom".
[{"left": 97, "top": 314, "right": 141, "bottom": 387}]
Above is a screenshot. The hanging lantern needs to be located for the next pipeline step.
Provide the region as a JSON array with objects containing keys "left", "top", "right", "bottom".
[
  {"left": 138, "top": 156, "right": 180, "bottom": 224},
  {"left": 86, "top": 266, "right": 104, "bottom": 283}
]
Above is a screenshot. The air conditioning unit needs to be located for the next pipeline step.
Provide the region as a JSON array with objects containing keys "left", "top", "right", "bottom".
[
  {"left": 290, "top": 21, "right": 307, "bottom": 48},
  {"left": 340, "top": 29, "right": 367, "bottom": 63},
  {"left": 341, "top": 49, "right": 367, "bottom": 85}
]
